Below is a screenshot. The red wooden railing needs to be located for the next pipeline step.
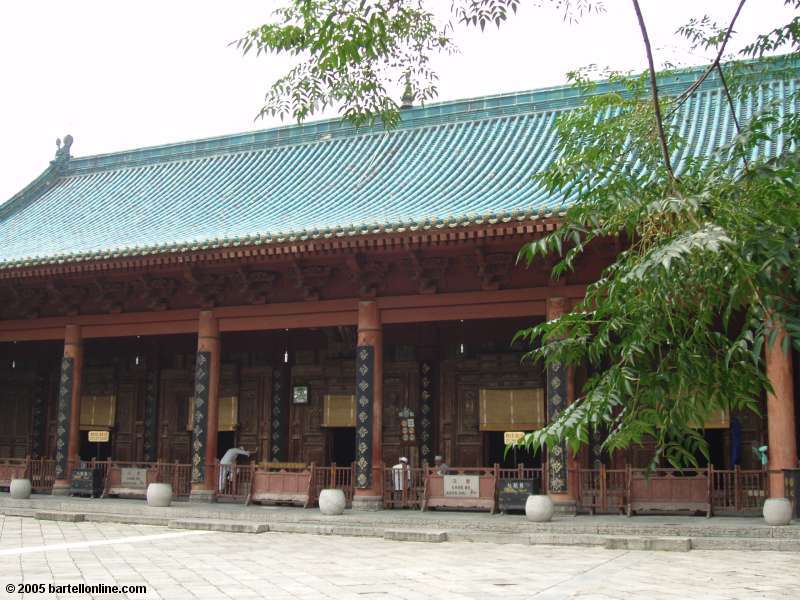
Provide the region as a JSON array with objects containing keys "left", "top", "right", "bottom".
[
  {"left": 576, "top": 465, "right": 769, "bottom": 516},
  {"left": 311, "top": 463, "right": 355, "bottom": 507},
  {"left": 382, "top": 465, "right": 426, "bottom": 509}
]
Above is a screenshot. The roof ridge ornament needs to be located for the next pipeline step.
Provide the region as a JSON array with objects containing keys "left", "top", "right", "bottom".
[
  {"left": 400, "top": 74, "right": 414, "bottom": 110},
  {"left": 53, "top": 134, "right": 73, "bottom": 166}
]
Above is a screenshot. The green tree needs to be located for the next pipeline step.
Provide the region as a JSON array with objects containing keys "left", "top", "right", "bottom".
[{"left": 238, "top": 1, "right": 800, "bottom": 468}]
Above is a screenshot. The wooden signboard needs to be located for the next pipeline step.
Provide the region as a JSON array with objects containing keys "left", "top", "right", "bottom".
[
  {"left": 87, "top": 430, "right": 109, "bottom": 443},
  {"left": 70, "top": 467, "right": 103, "bottom": 498},
  {"left": 497, "top": 478, "right": 534, "bottom": 512},
  {"left": 443, "top": 475, "right": 480, "bottom": 498}
]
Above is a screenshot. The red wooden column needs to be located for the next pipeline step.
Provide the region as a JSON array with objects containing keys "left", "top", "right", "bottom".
[
  {"left": 52, "top": 324, "right": 83, "bottom": 495},
  {"left": 766, "top": 321, "right": 798, "bottom": 498},
  {"left": 352, "top": 300, "right": 384, "bottom": 510},
  {"left": 189, "top": 310, "right": 221, "bottom": 502},
  {"left": 545, "top": 297, "right": 578, "bottom": 513}
]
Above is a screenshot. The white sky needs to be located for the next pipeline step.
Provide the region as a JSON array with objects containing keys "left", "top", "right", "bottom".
[{"left": 0, "top": 1, "right": 794, "bottom": 202}]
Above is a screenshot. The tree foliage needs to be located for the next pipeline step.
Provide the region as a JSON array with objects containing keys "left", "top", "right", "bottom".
[
  {"left": 236, "top": 1, "right": 603, "bottom": 126},
  {"left": 240, "top": 1, "right": 800, "bottom": 468}
]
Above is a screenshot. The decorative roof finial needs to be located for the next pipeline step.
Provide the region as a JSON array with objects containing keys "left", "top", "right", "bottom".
[
  {"left": 54, "top": 134, "right": 73, "bottom": 163},
  {"left": 401, "top": 74, "right": 414, "bottom": 109}
]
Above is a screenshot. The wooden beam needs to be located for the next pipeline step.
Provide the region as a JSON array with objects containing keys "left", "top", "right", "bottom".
[{"left": 0, "top": 285, "right": 585, "bottom": 341}]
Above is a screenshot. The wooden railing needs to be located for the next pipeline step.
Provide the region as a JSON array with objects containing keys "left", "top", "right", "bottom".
[
  {"left": 382, "top": 466, "right": 426, "bottom": 509},
  {"left": 0, "top": 458, "right": 33, "bottom": 488},
  {"left": 216, "top": 462, "right": 254, "bottom": 502},
  {"left": 311, "top": 463, "right": 355, "bottom": 507},
  {"left": 250, "top": 463, "right": 315, "bottom": 507},
  {"left": 29, "top": 458, "right": 56, "bottom": 493},
  {"left": 576, "top": 465, "right": 627, "bottom": 514},
  {"left": 576, "top": 465, "right": 769, "bottom": 516}
]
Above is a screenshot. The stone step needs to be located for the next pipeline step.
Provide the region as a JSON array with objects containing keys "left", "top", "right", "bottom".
[
  {"left": 34, "top": 511, "right": 85, "bottom": 522},
  {"left": 529, "top": 533, "right": 607, "bottom": 547},
  {"left": 604, "top": 536, "right": 691, "bottom": 552},
  {"left": 269, "top": 522, "right": 384, "bottom": 538},
  {"left": 384, "top": 529, "right": 447, "bottom": 543},
  {"left": 168, "top": 518, "right": 267, "bottom": 534},
  {"left": 689, "top": 536, "right": 800, "bottom": 552}
]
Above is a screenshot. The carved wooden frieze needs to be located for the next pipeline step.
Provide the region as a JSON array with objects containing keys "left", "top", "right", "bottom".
[
  {"left": 232, "top": 268, "right": 278, "bottom": 304},
  {"left": 405, "top": 251, "right": 449, "bottom": 294},
  {"left": 184, "top": 269, "right": 229, "bottom": 308},
  {"left": 292, "top": 261, "right": 333, "bottom": 301},
  {"left": 137, "top": 275, "right": 178, "bottom": 311},
  {"left": 471, "top": 249, "right": 514, "bottom": 291},
  {"left": 94, "top": 278, "right": 130, "bottom": 313},
  {"left": 8, "top": 286, "right": 49, "bottom": 319},
  {"left": 46, "top": 281, "right": 88, "bottom": 316},
  {"left": 345, "top": 255, "right": 390, "bottom": 298}
]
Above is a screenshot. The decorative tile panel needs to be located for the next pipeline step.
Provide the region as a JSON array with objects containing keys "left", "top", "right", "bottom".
[
  {"left": 270, "top": 367, "right": 287, "bottom": 461},
  {"left": 547, "top": 360, "right": 568, "bottom": 493},
  {"left": 143, "top": 369, "right": 159, "bottom": 462},
  {"left": 190, "top": 351, "right": 211, "bottom": 483},
  {"left": 354, "top": 345, "right": 374, "bottom": 489},
  {"left": 419, "top": 362, "right": 435, "bottom": 465},
  {"left": 54, "top": 356, "right": 74, "bottom": 479},
  {"left": 30, "top": 374, "right": 45, "bottom": 458}
]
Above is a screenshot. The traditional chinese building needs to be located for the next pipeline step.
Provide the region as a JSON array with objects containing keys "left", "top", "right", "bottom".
[{"left": 0, "top": 60, "right": 797, "bottom": 513}]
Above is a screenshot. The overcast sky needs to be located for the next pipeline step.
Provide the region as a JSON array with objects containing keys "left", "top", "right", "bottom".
[{"left": 0, "top": 1, "right": 794, "bottom": 202}]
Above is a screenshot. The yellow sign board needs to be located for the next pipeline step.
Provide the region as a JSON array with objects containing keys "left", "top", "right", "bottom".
[
  {"left": 504, "top": 431, "right": 525, "bottom": 445},
  {"left": 87, "top": 430, "right": 109, "bottom": 443}
]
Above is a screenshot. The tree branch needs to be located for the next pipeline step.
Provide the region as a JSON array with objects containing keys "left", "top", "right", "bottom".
[
  {"left": 666, "top": 0, "right": 747, "bottom": 121},
  {"left": 631, "top": 0, "right": 674, "bottom": 181}
]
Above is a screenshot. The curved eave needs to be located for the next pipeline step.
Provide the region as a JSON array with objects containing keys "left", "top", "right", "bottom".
[{"left": 0, "top": 210, "right": 564, "bottom": 279}]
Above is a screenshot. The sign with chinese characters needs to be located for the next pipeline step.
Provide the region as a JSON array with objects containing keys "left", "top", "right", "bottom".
[
  {"left": 120, "top": 468, "right": 148, "bottom": 489},
  {"left": 503, "top": 431, "right": 525, "bottom": 445},
  {"left": 443, "top": 475, "right": 480, "bottom": 498},
  {"left": 87, "top": 430, "right": 109, "bottom": 443},
  {"left": 293, "top": 385, "right": 309, "bottom": 404},
  {"left": 497, "top": 478, "right": 534, "bottom": 512}
]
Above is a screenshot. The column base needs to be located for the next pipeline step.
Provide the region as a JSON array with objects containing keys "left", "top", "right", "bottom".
[
  {"left": 51, "top": 480, "right": 71, "bottom": 496},
  {"left": 351, "top": 495, "right": 383, "bottom": 511},
  {"left": 189, "top": 488, "right": 217, "bottom": 503}
]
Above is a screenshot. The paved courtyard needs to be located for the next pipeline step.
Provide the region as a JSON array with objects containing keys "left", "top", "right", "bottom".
[{"left": 0, "top": 516, "right": 797, "bottom": 600}]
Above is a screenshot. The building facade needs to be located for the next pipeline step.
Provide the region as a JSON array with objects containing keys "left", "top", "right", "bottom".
[{"left": 0, "top": 61, "right": 797, "bottom": 512}]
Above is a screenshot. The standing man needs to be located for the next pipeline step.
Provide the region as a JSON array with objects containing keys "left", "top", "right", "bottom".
[{"left": 219, "top": 446, "right": 251, "bottom": 493}]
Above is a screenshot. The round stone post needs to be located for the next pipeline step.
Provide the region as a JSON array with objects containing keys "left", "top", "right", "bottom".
[
  {"left": 189, "top": 310, "right": 221, "bottom": 502},
  {"left": 545, "top": 297, "right": 578, "bottom": 514},
  {"left": 352, "top": 300, "right": 384, "bottom": 510},
  {"left": 52, "top": 324, "right": 83, "bottom": 495},
  {"left": 766, "top": 321, "right": 797, "bottom": 498}
]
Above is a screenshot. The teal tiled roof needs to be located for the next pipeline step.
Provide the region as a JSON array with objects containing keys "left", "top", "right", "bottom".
[{"left": 1, "top": 59, "right": 798, "bottom": 269}]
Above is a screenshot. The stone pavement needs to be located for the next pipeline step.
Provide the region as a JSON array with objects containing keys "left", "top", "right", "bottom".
[
  {"left": 0, "top": 515, "right": 797, "bottom": 599},
  {"left": 1, "top": 493, "right": 799, "bottom": 552}
]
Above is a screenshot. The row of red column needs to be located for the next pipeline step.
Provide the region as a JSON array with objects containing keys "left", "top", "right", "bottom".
[{"left": 50, "top": 301, "right": 797, "bottom": 505}]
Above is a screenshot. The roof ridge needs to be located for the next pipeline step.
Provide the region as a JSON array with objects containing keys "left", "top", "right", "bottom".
[{"left": 51, "top": 54, "right": 800, "bottom": 177}]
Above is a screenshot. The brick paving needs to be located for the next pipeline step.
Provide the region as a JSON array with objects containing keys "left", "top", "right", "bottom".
[{"left": 0, "top": 516, "right": 797, "bottom": 599}]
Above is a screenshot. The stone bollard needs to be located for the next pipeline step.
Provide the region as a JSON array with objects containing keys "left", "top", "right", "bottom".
[
  {"left": 525, "top": 495, "right": 554, "bottom": 522},
  {"left": 319, "top": 489, "right": 346, "bottom": 515},
  {"left": 10, "top": 478, "right": 32, "bottom": 500},
  {"left": 763, "top": 497, "right": 793, "bottom": 526},
  {"left": 146, "top": 483, "right": 173, "bottom": 507}
]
